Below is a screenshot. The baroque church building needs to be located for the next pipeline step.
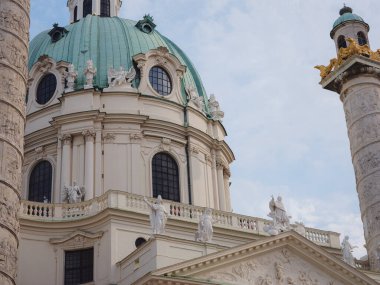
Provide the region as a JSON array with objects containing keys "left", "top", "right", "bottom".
[{"left": 10, "top": 1, "right": 380, "bottom": 284}]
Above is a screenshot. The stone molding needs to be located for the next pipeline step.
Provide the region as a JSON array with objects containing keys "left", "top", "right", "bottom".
[
  {"left": 59, "top": 134, "right": 72, "bottom": 145},
  {"left": 50, "top": 230, "right": 103, "bottom": 249}
]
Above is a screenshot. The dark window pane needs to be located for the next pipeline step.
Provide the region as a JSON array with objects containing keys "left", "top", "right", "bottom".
[
  {"left": 338, "top": 35, "right": 347, "bottom": 49},
  {"left": 36, "top": 74, "right": 57, "bottom": 105},
  {"left": 149, "top": 66, "right": 172, "bottom": 96},
  {"left": 83, "top": 0, "right": 92, "bottom": 17},
  {"left": 152, "top": 153, "right": 180, "bottom": 202},
  {"left": 357, "top": 32, "right": 367, "bottom": 46},
  {"left": 100, "top": 0, "right": 110, "bottom": 17},
  {"left": 64, "top": 248, "right": 94, "bottom": 285},
  {"left": 28, "top": 161, "right": 52, "bottom": 203}
]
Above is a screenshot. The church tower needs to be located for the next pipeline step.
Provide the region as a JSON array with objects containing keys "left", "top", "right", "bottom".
[{"left": 317, "top": 6, "right": 380, "bottom": 272}]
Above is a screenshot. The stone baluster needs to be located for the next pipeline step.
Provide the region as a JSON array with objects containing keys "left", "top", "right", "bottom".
[{"left": 0, "top": 0, "right": 30, "bottom": 283}]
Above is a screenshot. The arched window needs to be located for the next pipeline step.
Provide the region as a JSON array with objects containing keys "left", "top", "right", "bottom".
[
  {"left": 152, "top": 153, "right": 180, "bottom": 202},
  {"left": 29, "top": 161, "right": 53, "bottom": 203},
  {"left": 83, "top": 0, "right": 92, "bottom": 18},
  {"left": 100, "top": 0, "right": 110, "bottom": 17},
  {"left": 338, "top": 35, "right": 347, "bottom": 49},
  {"left": 357, "top": 32, "right": 367, "bottom": 46},
  {"left": 74, "top": 6, "right": 78, "bottom": 22}
]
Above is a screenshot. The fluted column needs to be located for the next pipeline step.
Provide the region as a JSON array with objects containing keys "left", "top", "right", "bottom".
[
  {"left": 83, "top": 129, "right": 95, "bottom": 200},
  {"left": 60, "top": 134, "right": 72, "bottom": 192},
  {"left": 0, "top": 0, "right": 30, "bottom": 283}
]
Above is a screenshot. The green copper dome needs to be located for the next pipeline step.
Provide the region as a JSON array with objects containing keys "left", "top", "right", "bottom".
[
  {"left": 333, "top": 6, "right": 366, "bottom": 29},
  {"left": 29, "top": 15, "right": 207, "bottom": 100}
]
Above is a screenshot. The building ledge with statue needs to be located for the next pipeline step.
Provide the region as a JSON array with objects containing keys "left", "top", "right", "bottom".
[{"left": 11, "top": 1, "right": 380, "bottom": 285}]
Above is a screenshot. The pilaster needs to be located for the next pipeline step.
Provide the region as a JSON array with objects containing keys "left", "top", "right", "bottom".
[{"left": 83, "top": 129, "right": 95, "bottom": 200}]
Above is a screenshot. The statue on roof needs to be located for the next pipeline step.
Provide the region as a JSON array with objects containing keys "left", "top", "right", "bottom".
[
  {"left": 84, "top": 59, "right": 97, "bottom": 89},
  {"left": 264, "top": 195, "right": 291, "bottom": 236},
  {"left": 208, "top": 94, "right": 224, "bottom": 121},
  {"left": 62, "top": 181, "right": 85, "bottom": 204},
  {"left": 341, "top": 235, "right": 357, "bottom": 267},
  {"left": 143, "top": 195, "right": 168, "bottom": 235},
  {"left": 64, "top": 63, "right": 78, "bottom": 92},
  {"left": 195, "top": 208, "right": 216, "bottom": 243},
  {"left": 187, "top": 86, "right": 204, "bottom": 111},
  {"left": 108, "top": 66, "right": 136, "bottom": 88}
]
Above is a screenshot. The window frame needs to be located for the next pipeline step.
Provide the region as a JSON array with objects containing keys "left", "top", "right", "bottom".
[
  {"left": 152, "top": 152, "right": 180, "bottom": 202},
  {"left": 36, "top": 73, "right": 57, "bottom": 105},
  {"left": 337, "top": 35, "right": 347, "bottom": 49},
  {"left": 148, "top": 66, "right": 173, "bottom": 96},
  {"left": 64, "top": 247, "right": 94, "bottom": 285},
  {"left": 28, "top": 160, "right": 53, "bottom": 203},
  {"left": 357, "top": 31, "right": 367, "bottom": 46}
]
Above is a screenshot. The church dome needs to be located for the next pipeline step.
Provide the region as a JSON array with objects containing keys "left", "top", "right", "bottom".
[
  {"left": 332, "top": 6, "right": 367, "bottom": 29},
  {"left": 29, "top": 15, "right": 207, "bottom": 99}
]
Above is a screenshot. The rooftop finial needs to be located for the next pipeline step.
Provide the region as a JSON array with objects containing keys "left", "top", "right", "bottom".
[{"left": 339, "top": 5, "right": 353, "bottom": 16}]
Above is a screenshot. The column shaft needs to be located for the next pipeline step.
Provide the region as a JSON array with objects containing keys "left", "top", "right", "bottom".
[{"left": 84, "top": 130, "right": 95, "bottom": 200}]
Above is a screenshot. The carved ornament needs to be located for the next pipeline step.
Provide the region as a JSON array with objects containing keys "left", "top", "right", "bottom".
[
  {"left": 315, "top": 38, "right": 380, "bottom": 79},
  {"left": 159, "top": 138, "right": 171, "bottom": 152},
  {"left": 82, "top": 129, "right": 96, "bottom": 141},
  {"left": 103, "top": 132, "right": 116, "bottom": 143},
  {"left": 129, "top": 132, "right": 143, "bottom": 142},
  {"left": 50, "top": 231, "right": 103, "bottom": 249},
  {"left": 60, "top": 134, "right": 72, "bottom": 145}
]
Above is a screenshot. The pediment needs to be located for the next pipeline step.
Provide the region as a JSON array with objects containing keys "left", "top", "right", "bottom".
[{"left": 141, "top": 231, "right": 377, "bottom": 285}]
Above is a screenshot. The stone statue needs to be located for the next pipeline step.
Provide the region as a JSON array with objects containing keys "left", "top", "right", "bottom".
[
  {"left": 83, "top": 59, "right": 97, "bottom": 89},
  {"left": 195, "top": 208, "right": 216, "bottom": 242},
  {"left": 143, "top": 195, "right": 168, "bottom": 235},
  {"left": 341, "top": 235, "right": 357, "bottom": 267},
  {"left": 208, "top": 94, "right": 224, "bottom": 121},
  {"left": 187, "top": 86, "right": 204, "bottom": 110},
  {"left": 64, "top": 63, "right": 78, "bottom": 92},
  {"left": 108, "top": 66, "right": 136, "bottom": 87},
  {"left": 264, "top": 195, "right": 291, "bottom": 235},
  {"left": 62, "top": 181, "right": 85, "bottom": 204}
]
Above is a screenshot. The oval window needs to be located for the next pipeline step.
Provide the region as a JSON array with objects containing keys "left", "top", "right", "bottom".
[
  {"left": 149, "top": 66, "right": 172, "bottom": 96},
  {"left": 36, "top": 73, "right": 57, "bottom": 105}
]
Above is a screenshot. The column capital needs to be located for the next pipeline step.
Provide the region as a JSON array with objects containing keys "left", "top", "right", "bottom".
[
  {"left": 82, "top": 129, "right": 96, "bottom": 142},
  {"left": 60, "top": 134, "right": 72, "bottom": 145}
]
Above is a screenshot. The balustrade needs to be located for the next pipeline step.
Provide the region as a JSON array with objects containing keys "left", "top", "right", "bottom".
[{"left": 19, "top": 190, "right": 340, "bottom": 248}]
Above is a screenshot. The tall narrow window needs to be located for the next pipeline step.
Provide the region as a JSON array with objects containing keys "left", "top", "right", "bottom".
[
  {"left": 64, "top": 248, "right": 94, "bottom": 285},
  {"left": 74, "top": 6, "right": 78, "bottom": 22},
  {"left": 152, "top": 153, "right": 180, "bottom": 202},
  {"left": 28, "top": 160, "right": 53, "bottom": 203},
  {"left": 357, "top": 32, "right": 367, "bottom": 46},
  {"left": 338, "top": 35, "right": 347, "bottom": 49},
  {"left": 100, "top": 0, "right": 110, "bottom": 17},
  {"left": 83, "top": 0, "right": 92, "bottom": 18}
]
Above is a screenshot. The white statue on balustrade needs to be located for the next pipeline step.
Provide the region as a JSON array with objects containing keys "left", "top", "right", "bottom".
[
  {"left": 195, "top": 208, "right": 216, "bottom": 243},
  {"left": 187, "top": 86, "right": 204, "bottom": 111},
  {"left": 264, "top": 195, "right": 291, "bottom": 236},
  {"left": 143, "top": 195, "right": 168, "bottom": 235},
  {"left": 64, "top": 63, "right": 78, "bottom": 92},
  {"left": 341, "top": 235, "right": 357, "bottom": 267},
  {"left": 84, "top": 59, "right": 97, "bottom": 89},
  {"left": 208, "top": 94, "right": 224, "bottom": 121},
  {"left": 62, "top": 181, "right": 85, "bottom": 204}
]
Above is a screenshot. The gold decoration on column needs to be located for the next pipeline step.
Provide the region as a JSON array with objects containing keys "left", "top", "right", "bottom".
[
  {"left": 0, "top": 0, "right": 30, "bottom": 284},
  {"left": 315, "top": 38, "right": 380, "bottom": 79}
]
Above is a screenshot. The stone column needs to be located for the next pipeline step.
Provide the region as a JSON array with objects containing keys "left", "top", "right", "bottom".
[
  {"left": 341, "top": 73, "right": 380, "bottom": 272},
  {"left": 223, "top": 167, "right": 232, "bottom": 212},
  {"left": 83, "top": 129, "right": 95, "bottom": 200},
  {"left": 321, "top": 62, "right": 380, "bottom": 272},
  {"left": 0, "top": 0, "right": 30, "bottom": 284},
  {"left": 60, "top": 134, "right": 72, "bottom": 192},
  {"left": 94, "top": 130, "right": 102, "bottom": 197},
  {"left": 216, "top": 159, "right": 226, "bottom": 211}
]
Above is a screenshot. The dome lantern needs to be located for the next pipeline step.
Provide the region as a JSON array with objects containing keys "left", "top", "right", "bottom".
[
  {"left": 330, "top": 5, "right": 370, "bottom": 54},
  {"left": 67, "top": 0, "right": 122, "bottom": 23}
]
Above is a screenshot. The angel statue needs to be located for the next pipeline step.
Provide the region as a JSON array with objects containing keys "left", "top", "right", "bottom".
[
  {"left": 264, "top": 195, "right": 291, "bottom": 236},
  {"left": 84, "top": 59, "right": 97, "bottom": 89},
  {"left": 195, "top": 208, "right": 216, "bottom": 242},
  {"left": 62, "top": 181, "right": 85, "bottom": 204},
  {"left": 341, "top": 235, "right": 357, "bottom": 267},
  {"left": 143, "top": 195, "right": 168, "bottom": 235}
]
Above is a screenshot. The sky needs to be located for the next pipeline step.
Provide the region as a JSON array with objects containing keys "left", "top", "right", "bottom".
[{"left": 29, "top": 0, "right": 380, "bottom": 258}]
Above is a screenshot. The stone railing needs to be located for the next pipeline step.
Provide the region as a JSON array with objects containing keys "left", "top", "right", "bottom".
[
  {"left": 355, "top": 259, "right": 370, "bottom": 271},
  {"left": 20, "top": 190, "right": 340, "bottom": 248}
]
